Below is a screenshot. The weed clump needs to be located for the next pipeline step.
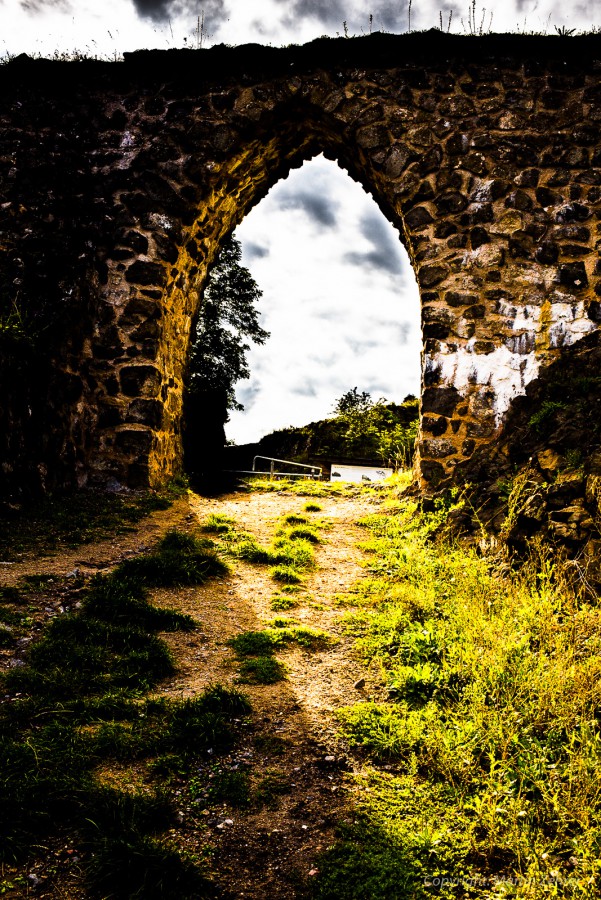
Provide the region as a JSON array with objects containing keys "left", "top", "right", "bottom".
[
  {"left": 270, "top": 564, "right": 303, "bottom": 584},
  {"left": 238, "top": 656, "right": 287, "bottom": 684},
  {"left": 287, "top": 525, "right": 321, "bottom": 543},
  {"left": 270, "top": 593, "right": 298, "bottom": 611},
  {"left": 228, "top": 625, "right": 334, "bottom": 685},
  {"left": 283, "top": 514, "right": 309, "bottom": 525},
  {"left": 202, "top": 512, "right": 236, "bottom": 534}
]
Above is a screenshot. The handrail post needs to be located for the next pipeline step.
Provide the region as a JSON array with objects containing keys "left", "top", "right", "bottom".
[{"left": 270, "top": 459, "right": 274, "bottom": 480}]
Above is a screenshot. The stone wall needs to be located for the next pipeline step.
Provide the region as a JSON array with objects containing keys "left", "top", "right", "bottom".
[{"left": 2, "top": 32, "right": 601, "bottom": 496}]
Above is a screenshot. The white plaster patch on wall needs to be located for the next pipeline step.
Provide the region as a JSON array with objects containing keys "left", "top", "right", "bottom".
[
  {"left": 495, "top": 298, "right": 539, "bottom": 330},
  {"left": 497, "top": 296, "right": 596, "bottom": 350},
  {"left": 511, "top": 304, "right": 538, "bottom": 332},
  {"left": 547, "top": 299, "right": 597, "bottom": 348},
  {"left": 431, "top": 343, "right": 540, "bottom": 422},
  {"left": 430, "top": 295, "right": 599, "bottom": 422}
]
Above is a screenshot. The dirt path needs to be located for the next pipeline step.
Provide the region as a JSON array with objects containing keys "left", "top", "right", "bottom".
[{"left": 1, "top": 486, "right": 384, "bottom": 899}]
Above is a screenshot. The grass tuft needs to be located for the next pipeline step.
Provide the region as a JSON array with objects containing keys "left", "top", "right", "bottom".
[
  {"left": 238, "top": 656, "right": 286, "bottom": 684},
  {"left": 270, "top": 564, "right": 303, "bottom": 584},
  {"left": 116, "top": 530, "right": 228, "bottom": 586},
  {"left": 270, "top": 593, "right": 298, "bottom": 611},
  {"left": 283, "top": 514, "right": 309, "bottom": 525}
]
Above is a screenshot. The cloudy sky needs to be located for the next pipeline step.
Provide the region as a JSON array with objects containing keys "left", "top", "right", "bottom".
[
  {"left": 2, "top": 0, "right": 599, "bottom": 443},
  {"left": 229, "top": 156, "right": 420, "bottom": 443}
]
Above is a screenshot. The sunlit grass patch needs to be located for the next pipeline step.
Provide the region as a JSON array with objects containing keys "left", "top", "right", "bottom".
[
  {"left": 234, "top": 537, "right": 275, "bottom": 564},
  {"left": 229, "top": 624, "right": 334, "bottom": 684},
  {"left": 270, "top": 564, "right": 304, "bottom": 584},
  {"left": 317, "top": 483, "right": 601, "bottom": 896},
  {"left": 244, "top": 477, "right": 359, "bottom": 497},
  {"left": 337, "top": 702, "right": 434, "bottom": 759},
  {"left": 266, "top": 616, "right": 299, "bottom": 628},
  {"left": 205, "top": 508, "right": 324, "bottom": 589},
  {"left": 311, "top": 771, "right": 469, "bottom": 900},
  {"left": 272, "top": 537, "right": 315, "bottom": 569},
  {"left": 270, "top": 593, "right": 298, "bottom": 611},
  {"left": 201, "top": 512, "right": 236, "bottom": 534},
  {"left": 228, "top": 630, "right": 282, "bottom": 656},
  {"left": 283, "top": 513, "right": 309, "bottom": 525},
  {"left": 286, "top": 525, "right": 321, "bottom": 543}
]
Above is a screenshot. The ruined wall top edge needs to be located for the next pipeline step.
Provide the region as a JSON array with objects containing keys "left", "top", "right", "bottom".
[{"left": 3, "top": 31, "right": 601, "bottom": 91}]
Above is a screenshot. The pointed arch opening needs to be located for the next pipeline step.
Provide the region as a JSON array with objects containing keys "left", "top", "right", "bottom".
[{"left": 182, "top": 154, "right": 422, "bottom": 485}]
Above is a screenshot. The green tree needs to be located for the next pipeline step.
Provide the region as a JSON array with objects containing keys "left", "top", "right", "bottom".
[
  {"left": 187, "top": 236, "right": 269, "bottom": 413},
  {"left": 334, "top": 387, "right": 374, "bottom": 416},
  {"left": 330, "top": 389, "right": 419, "bottom": 466},
  {"left": 184, "top": 235, "right": 269, "bottom": 481}
]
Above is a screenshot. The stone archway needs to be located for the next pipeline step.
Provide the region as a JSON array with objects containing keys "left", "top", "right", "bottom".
[{"left": 1, "top": 33, "right": 601, "bottom": 496}]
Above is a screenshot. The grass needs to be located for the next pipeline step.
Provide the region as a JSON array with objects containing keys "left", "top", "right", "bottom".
[
  {"left": 203, "top": 507, "right": 324, "bottom": 588},
  {"left": 0, "top": 528, "right": 250, "bottom": 897},
  {"left": 238, "top": 656, "right": 287, "bottom": 684},
  {"left": 283, "top": 514, "right": 309, "bottom": 525},
  {"left": 287, "top": 525, "right": 321, "bottom": 543},
  {"left": 310, "top": 488, "right": 601, "bottom": 899},
  {"left": 528, "top": 399, "right": 569, "bottom": 433},
  {"left": 0, "top": 482, "right": 187, "bottom": 560},
  {"left": 245, "top": 478, "right": 359, "bottom": 497},
  {"left": 270, "top": 593, "right": 298, "bottom": 611},
  {"left": 228, "top": 625, "right": 334, "bottom": 683},
  {"left": 201, "top": 512, "right": 237, "bottom": 534},
  {"left": 115, "top": 530, "right": 227, "bottom": 586},
  {"left": 270, "top": 563, "right": 304, "bottom": 583}
]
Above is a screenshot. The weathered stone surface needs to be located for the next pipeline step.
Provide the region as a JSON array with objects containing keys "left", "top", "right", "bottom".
[
  {"left": 120, "top": 365, "right": 162, "bottom": 397},
  {"left": 421, "top": 386, "right": 461, "bottom": 416},
  {"left": 2, "top": 34, "right": 601, "bottom": 497}
]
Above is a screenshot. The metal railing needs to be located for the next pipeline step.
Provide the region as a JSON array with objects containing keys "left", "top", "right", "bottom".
[{"left": 251, "top": 455, "right": 322, "bottom": 480}]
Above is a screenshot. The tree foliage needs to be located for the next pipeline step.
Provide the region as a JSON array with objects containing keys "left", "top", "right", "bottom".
[
  {"left": 236, "top": 392, "right": 420, "bottom": 471},
  {"left": 331, "top": 390, "right": 419, "bottom": 466},
  {"left": 333, "top": 387, "right": 374, "bottom": 416},
  {"left": 184, "top": 235, "right": 268, "bottom": 481},
  {"left": 187, "top": 235, "right": 269, "bottom": 415}
]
